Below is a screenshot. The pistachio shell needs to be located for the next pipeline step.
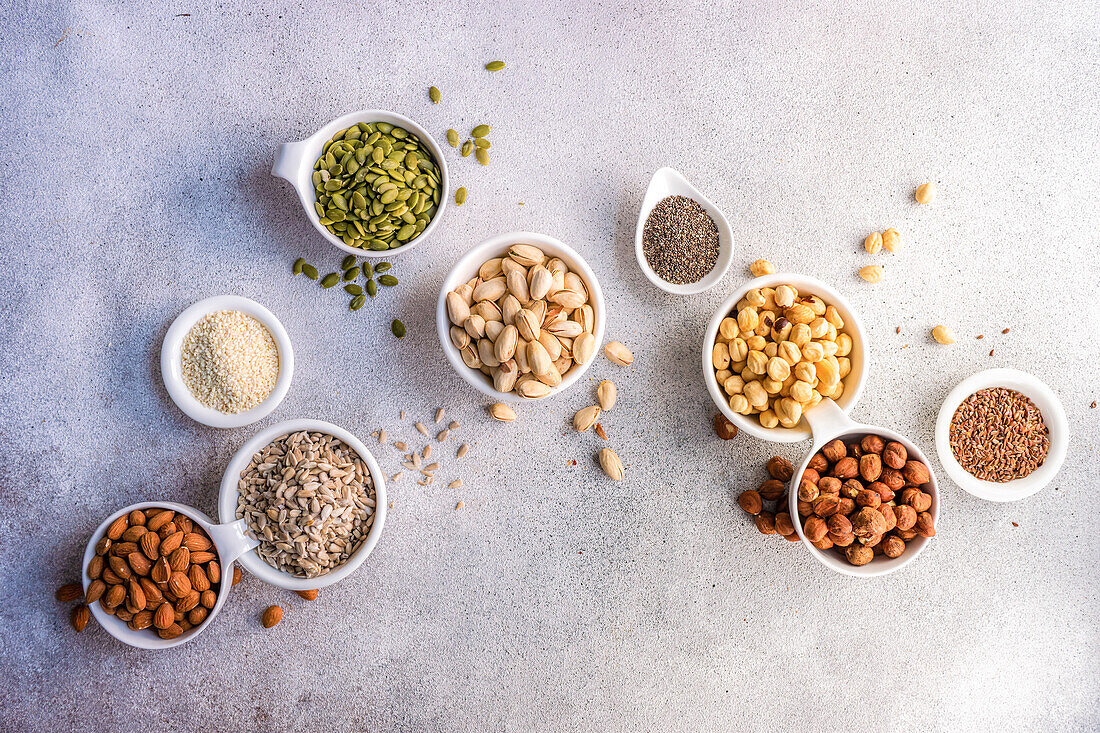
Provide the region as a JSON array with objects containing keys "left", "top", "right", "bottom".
[
  {"left": 572, "top": 332, "right": 596, "bottom": 364},
  {"left": 508, "top": 244, "right": 544, "bottom": 267},
  {"left": 573, "top": 405, "right": 601, "bottom": 432},
  {"left": 446, "top": 291, "right": 471, "bottom": 326},
  {"left": 516, "top": 377, "right": 552, "bottom": 399},
  {"left": 515, "top": 308, "right": 540, "bottom": 342},
  {"left": 599, "top": 448, "right": 624, "bottom": 480},
  {"left": 488, "top": 403, "right": 516, "bottom": 422},
  {"left": 494, "top": 325, "right": 519, "bottom": 362},
  {"left": 528, "top": 265, "right": 553, "bottom": 300},
  {"left": 604, "top": 341, "right": 634, "bottom": 366},
  {"left": 597, "top": 380, "right": 617, "bottom": 411},
  {"left": 527, "top": 340, "right": 552, "bottom": 377}
]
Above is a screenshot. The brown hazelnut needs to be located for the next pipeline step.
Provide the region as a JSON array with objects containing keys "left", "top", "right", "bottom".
[
  {"left": 859, "top": 454, "right": 882, "bottom": 482},
  {"left": 868, "top": 481, "right": 894, "bottom": 503},
  {"left": 915, "top": 511, "right": 936, "bottom": 538},
  {"left": 796, "top": 500, "right": 813, "bottom": 517},
  {"left": 845, "top": 544, "right": 874, "bottom": 566},
  {"left": 871, "top": 539, "right": 885, "bottom": 555},
  {"left": 783, "top": 531, "right": 802, "bottom": 542},
  {"left": 883, "top": 441, "right": 908, "bottom": 469},
  {"left": 882, "top": 535, "right": 905, "bottom": 558},
  {"left": 759, "top": 479, "right": 785, "bottom": 501},
  {"left": 801, "top": 467, "right": 820, "bottom": 485},
  {"left": 900, "top": 488, "right": 932, "bottom": 513},
  {"left": 803, "top": 516, "right": 829, "bottom": 542},
  {"left": 876, "top": 504, "right": 897, "bottom": 532},
  {"left": 895, "top": 528, "right": 918, "bottom": 541},
  {"left": 774, "top": 512, "right": 795, "bottom": 536},
  {"left": 829, "top": 532, "right": 855, "bottom": 547},
  {"left": 841, "top": 479, "right": 864, "bottom": 499},
  {"left": 754, "top": 511, "right": 777, "bottom": 535},
  {"left": 817, "top": 476, "right": 841, "bottom": 494},
  {"left": 811, "top": 536, "right": 834, "bottom": 550},
  {"left": 862, "top": 532, "right": 883, "bottom": 547},
  {"left": 832, "top": 457, "right": 859, "bottom": 480},
  {"left": 821, "top": 439, "right": 847, "bottom": 463},
  {"left": 855, "top": 489, "right": 881, "bottom": 509},
  {"left": 851, "top": 507, "right": 888, "bottom": 539},
  {"left": 893, "top": 505, "right": 917, "bottom": 531},
  {"left": 807, "top": 453, "right": 828, "bottom": 473},
  {"left": 737, "top": 490, "right": 763, "bottom": 515},
  {"left": 861, "top": 435, "right": 885, "bottom": 454},
  {"left": 766, "top": 456, "right": 794, "bottom": 481},
  {"left": 714, "top": 413, "right": 738, "bottom": 440},
  {"left": 797, "top": 481, "right": 819, "bottom": 503},
  {"left": 902, "top": 460, "right": 931, "bottom": 486},
  {"left": 837, "top": 497, "right": 856, "bottom": 516},
  {"left": 812, "top": 494, "right": 840, "bottom": 517},
  {"left": 826, "top": 514, "right": 852, "bottom": 536},
  {"left": 881, "top": 467, "right": 906, "bottom": 491},
  {"left": 846, "top": 442, "right": 863, "bottom": 458}
]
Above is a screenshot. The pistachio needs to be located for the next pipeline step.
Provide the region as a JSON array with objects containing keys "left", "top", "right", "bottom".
[
  {"left": 598, "top": 448, "right": 624, "bottom": 481},
  {"left": 528, "top": 265, "right": 553, "bottom": 300},
  {"left": 494, "top": 324, "right": 519, "bottom": 362},
  {"left": 572, "top": 332, "right": 596, "bottom": 364},
  {"left": 604, "top": 341, "right": 634, "bottom": 366},
  {"left": 446, "top": 292, "right": 472, "bottom": 326},
  {"left": 515, "top": 309, "right": 540, "bottom": 342},
  {"left": 573, "top": 405, "right": 601, "bottom": 432},
  {"left": 508, "top": 244, "right": 544, "bottom": 267},
  {"left": 526, "top": 340, "right": 552, "bottom": 377},
  {"left": 516, "top": 378, "right": 552, "bottom": 399},
  {"left": 488, "top": 403, "right": 516, "bottom": 422},
  {"left": 597, "top": 380, "right": 617, "bottom": 411},
  {"left": 449, "top": 326, "right": 470, "bottom": 350}
]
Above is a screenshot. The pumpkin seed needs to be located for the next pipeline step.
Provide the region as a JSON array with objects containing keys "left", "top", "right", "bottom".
[
  {"left": 429, "top": 86, "right": 441, "bottom": 104},
  {"left": 391, "top": 319, "right": 406, "bottom": 338},
  {"left": 344, "top": 283, "right": 363, "bottom": 295},
  {"left": 366, "top": 279, "right": 378, "bottom": 297},
  {"left": 485, "top": 60, "right": 505, "bottom": 71},
  {"left": 446, "top": 129, "right": 459, "bottom": 147},
  {"left": 292, "top": 258, "right": 305, "bottom": 275},
  {"left": 379, "top": 274, "right": 398, "bottom": 287},
  {"left": 362, "top": 262, "right": 374, "bottom": 279},
  {"left": 374, "top": 262, "right": 391, "bottom": 273},
  {"left": 320, "top": 273, "right": 340, "bottom": 288},
  {"left": 349, "top": 294, "right": 366, "bottom": 311},
  {"left": 475, "top": 148, "right": 489, "bottom": 166},
  {"left": 474, "top": 138, "right": 490, "bottom": 149},
  {"left": 340, "top": 255, "right": 355, "bottom": 270},
  {"left": 343, "top": 266, "right": 360, "bottom": 281},
  {"left": 460, "top": 140, "right": 473, "bottom": 157},
  {"left": 455, "top": 187, "right": 467, "bottom": 206},
  {"left": 471, "top": 124, "right": 491, "bottom": 137},
  {"left": 302, "top": 264, "right": 319, "bottom": 280}
]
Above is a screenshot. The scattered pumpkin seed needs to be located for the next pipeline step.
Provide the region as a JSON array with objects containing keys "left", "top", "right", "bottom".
[
  {"left": 344, "top": 283, "right": 363, "bottom": 295},
  {"left": 455, "top": 187, "right": 467, "bottom": 206},
  {"left": 475, "top": 148, "right": 489, "bottom": 166},
  {"left": 460, "top": 140, "right": 473, "bottom": 157},
  {"left": 471, "top": 125, "right": 491, "bottom": 138},
  {"left": 302, "top": 264, "right": 319, "bottom": 280},
  {"left": 429, "top": 86, "right": 441, "bottom": 104},
  {"left": 366, "top": 279, "right": 378, "bottom": 297},
  {"left": 378, "top": 274, "right": 399, "bottom": 287},
  {"left": 350, "top": 294, "right": 366, "bottom": 311},
  {"left": 320, "top": 273, "right": 340, "bottom": 288},
  {"left": 474, "top": 138, "right": 490, "bottom": 149},
  {"left": 392, "top": 319, "right": 406, "bottom": 338},
  {"left": 362, "top": 262, "right": 373, "bottom": 279},
  {"left": 446, "top": 129, "right": 459, "bottom": 147},
  {"left": 292, "top": 258, "right": 305, "bottom": 275},
  {"left": 343, "top": 266, "right": 360, "bottom": 281},
  {"left": 341, "top": 254, "right": 356, "bottom": 270},
  {"left": 374, "top": 262, "right": 392, "bottom": 273},
  {"left": 485, "top": 61, "right": 505, "bottom": 71}
]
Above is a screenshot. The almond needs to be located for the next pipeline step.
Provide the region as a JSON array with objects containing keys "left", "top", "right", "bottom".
[
  {"left": 106, "top": 516, "right": 129, "bottom": 541},
  {"left": 188, "top": 606, "right": 209, "bottom": 625},
  {"left": 206, "top": 561, "right": 221, "bottom": 584},
  {"left": 107, "top": 555, "right": 132, "bottom": 581},
  {"left": 130, "top": 610, "right": 154, "bottom": 630},
  {"left": 127, "top": 552, "right": 152, "bottom": 577},
  {"left": 85, "top": 579, "right": 106, "bottom": 604},
  {"left": 200, "top": 589, "right": 217, "bottom": 609},
  {"left": 189, "top": 551, "right": 216, "bottom": 564},
  {"left": 295, "top": 589, "right": 318, "bottom": 601},
  {"left": 101, "top": 568, "right": 122, "bottom": 585},
  {"left": 127, "top": 579, "right": 146, "bottom": 612},
  {"left": 120, "top": 525, "right": 147, "bottom": 542},
  {"left": 86, "top": 555, "right": 104, "bottom": 581},
  {"left": 55, "top": 583, "right": 82, "bottom": 602},
  {"left": 168, "top": 547, "right": 190, "bottom": 573},
  {"left": 110, "top": 541, "right": 139, "bottom": 557},
  {"left": 188, "top": 565, "right": 210, "bottom": 593},
  {"left": 94, "top": 537, "right": 112, "bottom": 556},
  {"left": 167, "top": 571, "right": 191, "bottom": 598},
  {"left": 261, "top": 605, "right": 283, "bottom": 628},
  {"left": 104, "top": 583, "right": 126, "bottom": 608},
  {"left": 140, "top": 532, "right": 161, "bottom": 560},
  {"left": 70, "top": 604, "right": 90, "bottom": 632},
  {"left": 146, "top": 510, "right": 175, "bottom": 533},
  {"left": 157, "top": 623, "right": 183, "bottom": 640},
  {"left": 181, "top": 532, "right": 212, "bottom": 552},
  {"left": 175, "top": 590, "right": 200, "bottom": 613},
  {"left": 153, "top": 602, "right": 174, "bottom": 629},
  {"left": 159, "top": 531, "right": 184, "bottom": 556},
  {"left": 151, "top": 557, "right": 171, "bottom": 584},
  {"left": 175, "top": 515, "right": 194, "bottom": 534},
  {"left": 139, "top": 577, "right": 164, "bottom": 605},
  {"left": 232, "top": 565, "right": 242, "bottom": 586},
  {"left": 157, "top": 521, "right": 178, "bottom": 539}
]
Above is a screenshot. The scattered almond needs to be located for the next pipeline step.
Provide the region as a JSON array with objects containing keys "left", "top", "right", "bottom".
[
  {"left": 262, "top": 605, "right": 283, "bottom": 628},
  {"left": 56, "top": 583, "right": 82, "bottom": 602},
  {"left": 295, "top": 590, "right": 318, "bottom": 601},
  {"left": 70, "top": 604, "right": 90, "bottom": 632}
]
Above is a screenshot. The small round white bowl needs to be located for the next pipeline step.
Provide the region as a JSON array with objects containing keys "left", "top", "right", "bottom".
[
  {"left": 634, "top": 167, "right": 734, "bottom": 295},
  {"left": 934, "top": 368, "right": 1068, "bottom": 502},
  {"left": 160, "top": 295, "right": 293, "bottom": 429},
  {"left": 702, "top": 273, "right": 868, "bottom": 443},
  {"left": 218, "top": 419, "right": 387, "bottom": 590},
  {"left": 436, "top": 231, "right": 606, "bottom": 403},
  {"left": 81, "top": 501, "right": 259, "bottom": 649},
  {"left": 271, "top": 109, "right": 449, "bottom": 258},
  {"left": 788, "top": 400, "right": 940, "bottom": 577}
]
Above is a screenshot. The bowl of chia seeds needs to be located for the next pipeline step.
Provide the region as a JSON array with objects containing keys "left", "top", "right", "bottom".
[{"left": 634, "top": 167, "right": 734, "bottom": 295}]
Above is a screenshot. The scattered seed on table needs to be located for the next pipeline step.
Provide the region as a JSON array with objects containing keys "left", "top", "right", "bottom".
[
  {"left": 449, "top": 420, "right": 460, "bottom": 430},
  {"left": 455, "top": 187, "right": 467, "bottom": 206},
  {"left": 990, "top": 349, "right": 995, "bottom": 356},
  {"left": 394, "top": 441, "right": 408, "bottom": 451},
  {"left": 460, "top": 140, "right": 473, "bottom": 157},
  {"left": 321, "top": 273, "right": 340, "bottom": 288},
  {"left": 446, "top": 129, "right": 459, "bottom": 147},
  {"left": 378, "top": 429, "right": 387, "bottom": 444},
  {"left": 302, "top": 264, "right": 318, "bottom": 280},
  {"left": 422, "top": 445, "right": 432, "bottom": 459},
  {"left": 349, "top": 295, "right": 365, "bottom": 311},
  {"left": 485, "top": 60, "right": 505, "bottom": 71},
  {"left": 424, "top": 462, "right": 440, "bottom": 472},
  {"left": 429, "top": 86, "right": 441, "bottom": 104},
  {"left": 343, "top": 267, "right": 360, "bottom": 281},
  {"left": 455, "top": 501, "right": 465, "bottom": 510},
  {"left": 435, "top": 408, "right": 445, "bottom": 424},
  {"left": 379, "top": 274, "right": 398, "bottom": 287},
  {"left": 402, "top": 461, "right": 416, "bottom": 470},
  {"left": 475, "top": 148, "right": 489, "bottom": 166},
  {"left": 400, "top": 410, "right": 406, "bottom": 420},
  {"left": 471, "top": 125, "right": 491, "bottom": 137},
  {"left": 437, "top": 429, "right": 449, "bottom": 442},
  {"left": 391, "top": 319, "right": 405, "bottom": 338},
  {"left": 595, "top": 423, "right": 608, "bottom": 440},
  {"left": 415, "top": 422, "right": 428, "bottom": 436},
  {"left": 375, "top": 262, "right": 391, "bottom": 273},
  {"left": 362, "top": 262, "right": 374, "bottom": 279},
  {"left": 391, "top": 472, "right": 403, "bottom": 482},
  {"left": 293, "top": 258, "right": 305, "bottom": 275},
  {"left": 448, "top": 480, "right": 463, "bottom": 489},
  {"left": 1002, "top": 328, "right": 1011, "bottom": 334},
  {"left": 418, "top": 478, "right": 428, "bottom": 486},
  {"left": 344, "top": 284, "right": 363, "bottom": 295},
  {"left": 474, "top": 138, "right": 490, "bottom": 149},
  {"left": 412, "top": 453, "right": 422, "bottom": 469},
  {"left": 341, "top": 254, "right": 356, "bottom": 270},
  {"left": 457, "top": 443, "right": 469, "bottom": 459}
]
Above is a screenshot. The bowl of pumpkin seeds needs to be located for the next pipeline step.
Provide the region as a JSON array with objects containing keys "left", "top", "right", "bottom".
[{"left": 273, "top": 109, "right": 449, "bottom": 258}]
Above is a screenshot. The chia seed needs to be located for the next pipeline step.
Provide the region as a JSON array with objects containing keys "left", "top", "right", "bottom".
[{"left": 641, "top": 195, "right": 719, "bottom": 285}]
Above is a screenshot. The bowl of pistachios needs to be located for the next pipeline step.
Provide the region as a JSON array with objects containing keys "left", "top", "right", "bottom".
[{"left": 272, "top": 109, "right": 449, "bottom": 258}]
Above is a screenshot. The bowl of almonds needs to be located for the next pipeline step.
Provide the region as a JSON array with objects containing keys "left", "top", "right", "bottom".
[
  {"left": 436, "top": 231, "right": 605, "bottom": 401},
  {"left": 80, "top": 502, "right": 259, "bottom": 649}
]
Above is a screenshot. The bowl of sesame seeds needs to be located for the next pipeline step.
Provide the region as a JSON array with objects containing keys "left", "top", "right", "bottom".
[{"left": 160, "top": 295, "right": 294, "bottom": 429}]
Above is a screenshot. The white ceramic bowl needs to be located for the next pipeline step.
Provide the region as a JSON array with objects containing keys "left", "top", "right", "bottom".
[
  {"left": 788, "top": 400, "right": 940, "bottom": 577},
  {"left": 702, "top": 273, "right": 868, "bottom": 442},
  {"left": 634, "top": 167, "right": 734, "bottom": 295},
  {"left": 160, "top": 295, "right": 294, "bottom": 429},
  {"left": 81, "top": 501, "right": 259, "bottom": 649},
  {"left": 436, "top": 231, "right": 606, "bottom": 403},
  {"left": 271, "top": 109, "right": 449, "bottom": 258},
  {"left": 934, "top": 368, "right": 1068, "bottom": 502},
  {"left": 218, "top": 419, "right": 386, "bottom": 590}
]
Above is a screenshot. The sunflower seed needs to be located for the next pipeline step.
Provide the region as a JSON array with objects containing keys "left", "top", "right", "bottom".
[
  {"left": 422, "top": 445, "right": 432, "bottom": 459},
  {"left": 394, "top": 441, "right": 408, "bottom": 451},
  {"left": 415, "top": 422, "right": 428, "bottom": 436},
  {"left": 390, "top": 472, "right": 403, "bottom": 482},
  {"left": 437, "top": 429, "right": 449, "bottom": 442},
  {"left": 448, "top": 479, "right": 463, "bottom": 489},
  {"left": 424, "top": 462, "right": 440, "bottom": 472},
  {"left": 435, "top": 408, "right": 445, "bottom": 423},
  {"left": 378, "top": 429, "right": 387, "bottom": 444},
  {"left": 457, "top": 443, "right": 469, "bottom": 458}
]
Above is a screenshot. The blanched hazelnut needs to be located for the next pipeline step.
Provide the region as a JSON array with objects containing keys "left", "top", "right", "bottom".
[
  {"left": 861, "top": 435, "right": 885, "bottom": 454},
  {"left": 766, "top": 456, "right": 794, "bottom": 481},
  {"left": 737, "top": 490, "right": 763, "bottom": 515},
  {"left": 845, "top": 544, "right": 873, "bottom": 566},
  {"left": 821, "top": 440, "right": 846, "bottom": 463},
  {"left": 882, "top": 535, "right": 905, "bottom": 558},
  {"left": 803, "top": 516, "right": 829, "bottom": 542}
]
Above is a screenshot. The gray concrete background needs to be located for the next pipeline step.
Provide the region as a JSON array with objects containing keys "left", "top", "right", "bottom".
[{"left": 1, "top": 1, "right": 1098, "bottom": 731}]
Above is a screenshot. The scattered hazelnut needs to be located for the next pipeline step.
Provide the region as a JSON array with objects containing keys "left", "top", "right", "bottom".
[
  {"left": 759, "top": 479, "right": 785, "bottom": 502},
  {"left": 774, "top": 513, "right": 795, "bottom": 537},
  {"left": 749, "top": 259, "right": 775, "bottom": 277},
  {"left": 931, "top": 325, "right": 956, "bottom": 345},
  {"left": 914, "top": 182, "right": 936, "bottom": 204},
  {"left": 737, "top": 490, "right": 763, "bottom": 515},
  {"left": 714, "top": 413, "right": 738, "bottom": 440},
  {"left": 766, "top": 456, "right": 794, "bottom": 481},
  {"left": 754, "top": 511, "right": 777, "bottom": 535}
]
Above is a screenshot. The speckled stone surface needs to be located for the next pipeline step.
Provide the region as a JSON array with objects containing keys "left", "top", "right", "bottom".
[{"left": 1, "top": 2, "right": 1098, "bottom": 731}]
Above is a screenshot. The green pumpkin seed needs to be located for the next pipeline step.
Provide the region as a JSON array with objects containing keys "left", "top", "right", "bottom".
[
  {"left": 460, "top": 140, "right": 473, "bottom": 157},
  {"left": 366, "top": 279, "right": 378, "bottom": 297},
  {"left": 485, "top": 60, "right": 505, "bottom": 71},
  {"left": 455, "top": 187, "right": 467, "bottom": 206},
  {"left": 475, "top": 148, "right": 489, "bottom": 166},
  {"left": 349, "top": 294, "right": 366, "bottom": 311},
  {"left": 391, "top": 319, "right": 406, "bottom": 338},
  {"left": 344, "top": 283, "right": 363, "bottom": 295},
  {"left": 429, "top": 86, "right": 441, "bottom": 104},
  {"left": 293, "top": 258, "right": 305, "bottom": 275},
  {"left": 446, "top": 129, "right": 459, "bottom": 147},
  {"left": 343, "top": 266, "right": 360, "bottom": 281},
  {"left": 363, "top": 262, "right": 374, "bottom": 279},
  {"left": 320, "top": 273, "right": 340, "bottom": 288},
  {"left": 303, "top": 264, "right": 319, "bottom": 280},
  {"left": 374, "top": 262, "right": 391, "bottom": 273},
  {"left": 474, "top": 138, "right": 490, "bottom": 149},
  {"left": 379, "top": 274, "right": 399, "bottom": 287},
  {"left": 471, "top": 124, "right": 491, "bottom": 137},
  {"left": 341, "top": 254, "right": 356, "bottom": 270}
]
